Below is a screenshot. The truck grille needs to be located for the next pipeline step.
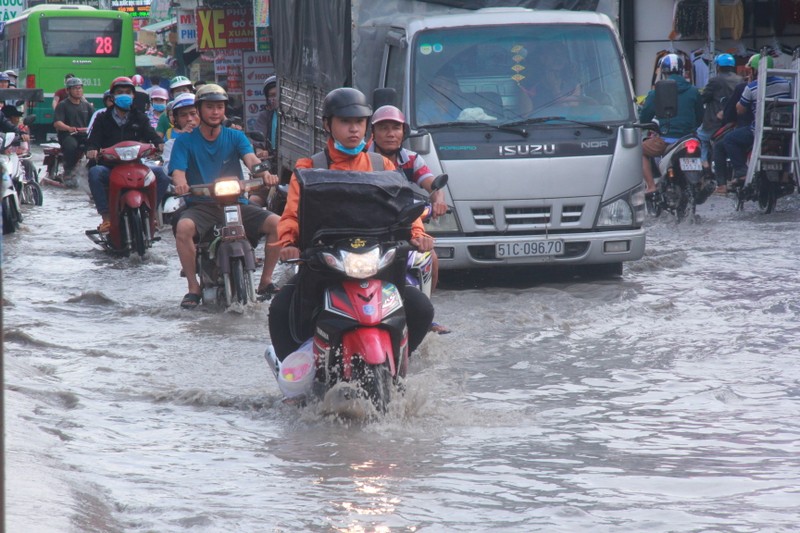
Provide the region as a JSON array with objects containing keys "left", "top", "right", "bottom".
[{"left": 470, "top": 204, "right": 584, "bottom": 229}]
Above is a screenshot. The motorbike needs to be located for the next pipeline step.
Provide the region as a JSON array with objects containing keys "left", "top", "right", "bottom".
[
  {"left": 85, "top": 141, "right": 160, "bottom": 258},
  {"left": 185, "top": 170, "right": 269, "bottom": 310},
  {"left": 646, "top": 132, "right": 716, "bottom": 222},
  {"left": 1, "top": 132, "right": 23, "bottom": 234},
  {"left": 16, "top": 151, "right": 43, "bottom": 207},
  {"left": 264, "top": 168, "right": 426, "bottom": 417},
  {"left": 729, "top": 104, "right": 796, "bottom": 214},
  {"left": 40, "top": 130, "right": 87, "bottom": 188},
  {"left": 405, "top": 175, "right": 449, "bottom": 298}
]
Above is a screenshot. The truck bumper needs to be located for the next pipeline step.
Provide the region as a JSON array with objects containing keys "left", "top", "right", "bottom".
[{"left": 432, "top": 228, "right": 646, "bottom": 270}]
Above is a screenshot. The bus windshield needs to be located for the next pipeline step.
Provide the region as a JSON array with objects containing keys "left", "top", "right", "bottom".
[
  {"left": 412, "top": 24, "right": 634, "bottom": 128},
  {"left": 40, "top": 17, "right": 123, "bottom": 57}
]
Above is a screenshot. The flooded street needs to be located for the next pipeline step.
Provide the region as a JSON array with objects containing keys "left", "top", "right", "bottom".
[{"left": 4, "top": 152, "right": 800, "bottom": 532}]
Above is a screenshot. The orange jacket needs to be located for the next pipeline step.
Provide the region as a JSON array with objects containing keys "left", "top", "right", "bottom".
[{"left": 274, "top": 138, "right": 430, "bottom": 248}]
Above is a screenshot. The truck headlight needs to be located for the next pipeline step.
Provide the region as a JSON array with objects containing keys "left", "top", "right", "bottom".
[
  {"left": 597, "top": 198, "right": 633, "bottom": 227},
  {"left": 424, "top": 210, "right": 460, "bottom": 234}
]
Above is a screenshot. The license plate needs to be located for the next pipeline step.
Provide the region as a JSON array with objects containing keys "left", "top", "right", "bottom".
[
  {"left": 224, "top": 206, "right": 240, "bottom": 224},
  {"left": 496, "top": 240, "right": 564, "bottom": 258},
  {"left": 679, "top": 158, "right": 702, "bottom": 171},
  {"left": 762, "top": 163, "right": 782, "bottom": 171}
]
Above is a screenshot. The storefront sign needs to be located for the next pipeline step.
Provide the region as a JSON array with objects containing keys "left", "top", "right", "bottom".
[
  {"left": 110, "top": 0, "right": 151, "bottom": 18},
  {"left": 242, "top": 51, "right": 274, "bottom": 133},
  {"left": 196, "top": 8, "right": 254, "bottom": 50},
  {"left": 177, "top": 9, "right": 196, "bottom": 44}
]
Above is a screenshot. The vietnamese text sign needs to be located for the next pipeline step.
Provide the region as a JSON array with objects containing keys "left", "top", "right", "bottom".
[
  {"left": 243, "top": 51, "right": 274, "bottom": 132},
  {"left": 196, "top": 8, "right": 254, "bottom": 50},
  {"left": 177, "top": 9, "right": 196, "bottom": 44},
  {"left": 1, "top": 0, "right": 25, "bottom": 22}
]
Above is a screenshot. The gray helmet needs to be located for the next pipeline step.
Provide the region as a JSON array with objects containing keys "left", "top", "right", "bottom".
[
  {"left": 66, "top": 77, "right": 83, "bottom": 88},
  {"left": 195, "top": 83, "right": 228, "bottom": 102},
  {"left": 263, "top": 75, "right": 277, "bottom": 93},
  {"left": 322, "top": 87, "right": 371, "bottom": 119}
]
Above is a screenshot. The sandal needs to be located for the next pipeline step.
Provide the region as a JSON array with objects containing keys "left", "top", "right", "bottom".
[
  {"left": 97, "top": 220, "right": 111, "bottom": 234},
  {"left": 256, "top": 282, "right": 280, "bottom": 302},
  {"left": 430, "top": 322, "right": 452, "bottom": 335},
  {"left": 180, "top": 292, "right": 202, "bottom": 309}
]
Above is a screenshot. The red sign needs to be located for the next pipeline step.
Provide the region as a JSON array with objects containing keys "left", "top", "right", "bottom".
[{"left": 196, "top": 8, "right": 254, "bottom": 50}]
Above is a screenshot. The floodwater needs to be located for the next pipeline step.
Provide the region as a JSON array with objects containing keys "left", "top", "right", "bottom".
[{"left": 4, "top": 151, "right": 800, "bottom": 532}]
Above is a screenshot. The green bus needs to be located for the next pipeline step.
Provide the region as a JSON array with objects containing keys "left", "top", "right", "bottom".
[{"left": 0, "top": 4, "right": 135, "bottom": 138}]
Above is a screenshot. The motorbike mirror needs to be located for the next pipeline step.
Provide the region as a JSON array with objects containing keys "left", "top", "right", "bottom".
[
  {"left": 23, "top": 115, "right": 36, "bottom": 126},
  {"left": 430, "top": 173, "right": 448, "bottom": 192},
  {"left": 399, "top": 200, "right": 427, "bottom": 225},
  {"left": 654, "top": 79, "right": 678, "bottom": 119}
]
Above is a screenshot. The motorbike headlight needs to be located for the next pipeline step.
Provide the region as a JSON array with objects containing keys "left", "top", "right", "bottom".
[
  {"left": 341, "top": 247, "right": 381, "bottom": 279},
  {"left": 114, "top": 145, "right": 140, "bottom": 161},
  {"left": 597, "top": 198, "right": 634, "bottom": 227},
  {"left": 424, "top": 210, "right": 460, "bottom": 234},
  {"left": 213, "top": 179, "right": 242, "bottom": 197}
]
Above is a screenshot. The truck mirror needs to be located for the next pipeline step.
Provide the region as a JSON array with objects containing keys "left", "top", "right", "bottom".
[
  {"left": 407, "top": 132, "right": 430, "bottom": 154},
  {"left": 373, "top": 88, "right": 397, "bottom": 109},
  {"left": 654, "top": 79, "right": 678, "bottom": 119}
]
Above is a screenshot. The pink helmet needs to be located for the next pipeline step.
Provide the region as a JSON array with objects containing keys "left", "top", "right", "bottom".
[
  {"left": 131, "top": 74, "right": 145, "bottom": 86},
  {"left": 149, "top": 87, "right": 168, "bottom": 101},
  {"left": 371, "top": 105, "right": 409, "bottom": 136}
]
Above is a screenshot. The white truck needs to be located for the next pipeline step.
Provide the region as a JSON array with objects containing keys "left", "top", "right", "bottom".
[{"left": 270, "top": 0, "right": 645, "bottom": 275}]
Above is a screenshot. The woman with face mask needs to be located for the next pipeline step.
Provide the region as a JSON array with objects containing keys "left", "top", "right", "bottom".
[{"left": 146, "top": 87, "right": 169, "bottom": 129}]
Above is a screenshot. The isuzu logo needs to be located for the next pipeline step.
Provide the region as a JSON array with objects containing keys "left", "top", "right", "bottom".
[{"left": 499, "top": 144, "right": 556, "bottom": 156}]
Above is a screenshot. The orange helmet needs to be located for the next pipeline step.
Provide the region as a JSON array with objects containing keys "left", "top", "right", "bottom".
[{"left": 110, "top": 76, "right": 135, "bottom": 92}]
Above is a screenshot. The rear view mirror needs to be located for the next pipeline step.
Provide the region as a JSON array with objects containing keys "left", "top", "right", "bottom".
[
  {"left": 248, "top": 131, "right": 265, "bottom": 143},
  {"left": 23, "top": 115, "right": 36, "bottom": 126},
  {"left": 399, "top": 200, "right": 426, "bottom": 225},
  {"left": 430, "top": 173, "right": 448, "bottom": 192},
  {"left": 654, "top": 79, "right": 678, "bottom": 119}
]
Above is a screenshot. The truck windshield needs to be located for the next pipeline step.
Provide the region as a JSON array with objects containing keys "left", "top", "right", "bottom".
[{"left": 412, "top": 24, "right": 633, "bottom": 128}]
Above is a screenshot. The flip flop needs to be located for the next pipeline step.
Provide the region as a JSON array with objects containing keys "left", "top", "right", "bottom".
[
  {"left": 430, "top": 322, "right": 452, "bottom": 335},
  {"left": 256, "top": 282, "right": 280, "bottom": 302},
  {"left": 180, "top": 292, "right": 201, "bottom": 309}
]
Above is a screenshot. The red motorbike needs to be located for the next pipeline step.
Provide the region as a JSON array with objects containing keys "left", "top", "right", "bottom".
[
  {"left": 85, "top": 141, "right": 160, "bottom": 258},
  {"left": 265, "top": 169, "right": 424, "bottom": 416}
]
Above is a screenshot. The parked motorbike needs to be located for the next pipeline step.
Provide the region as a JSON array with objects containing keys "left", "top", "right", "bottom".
[
  {"left": 730, "top": 104, "right": 796, "bottom": 214},
  {"left": 1, "top": 132, "right": 23, "bottom": 234},
  {"left": 646, "top": 132, "right": 716, "bottom": 222},
  {"left": 16, "top": 151, "right": 43, "bottom": 206},
  {"left": 85, "top": 141, "right": 160, "bottom": 258},
  {"left": 185, "top": 170, "right": 269, "bottom": 310},
  {"left": 264, "top": 168, "right": 426, "bottom": 416}
]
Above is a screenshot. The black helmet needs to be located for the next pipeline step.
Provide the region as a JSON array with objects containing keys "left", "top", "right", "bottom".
[{"left": 322, "top": 87, "right": 371, "bottom": 119}]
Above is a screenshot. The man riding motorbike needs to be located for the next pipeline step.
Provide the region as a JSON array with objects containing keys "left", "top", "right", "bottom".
[
  {"left": 267, "top": 87, "right": 435, "bottom": 360},
  {"left": 53, "top": 77, "right": 94, "bottom": 180},
  {"left": 696, "top": 53, "right": 742, "bottom": 178},
  {"left": 168, "top": 83, "right": 281, "bottom": 310},
  {"left": 639, "top": 53, "right": 704, "bottom": 193},
  {"left": 86, "top": 76, "right": 169, "bottom": 233}
]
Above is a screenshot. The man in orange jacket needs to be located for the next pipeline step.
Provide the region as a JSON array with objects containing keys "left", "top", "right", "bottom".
[{"left": 268, "top": 87, "right": 434, "bottom": 360}]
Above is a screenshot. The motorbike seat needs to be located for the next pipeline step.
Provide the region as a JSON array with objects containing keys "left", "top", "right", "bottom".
[{"left": 711, "top": 123, "right": 735, "bottom": 142}]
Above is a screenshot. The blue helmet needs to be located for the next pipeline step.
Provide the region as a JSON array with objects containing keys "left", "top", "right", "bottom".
[
  {"left": 715, "top": 53, "right": 735, "bottom": 67},
  {"left": 660, "top": 53, "right": 684, "bottom": 74}
]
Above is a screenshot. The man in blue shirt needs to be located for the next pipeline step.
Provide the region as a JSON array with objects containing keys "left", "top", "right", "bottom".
[{"left": 169, "top": 84, "right": 281, "bottom": 309}]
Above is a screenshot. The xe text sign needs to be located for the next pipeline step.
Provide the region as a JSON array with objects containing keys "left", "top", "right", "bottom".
[{"left": 196, "top": 8, "right": 254, "bottom": 50}]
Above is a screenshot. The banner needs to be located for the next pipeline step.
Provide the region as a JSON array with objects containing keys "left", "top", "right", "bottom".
[{"left": 196, "top": 7, "right": 254, "bottom": 50}]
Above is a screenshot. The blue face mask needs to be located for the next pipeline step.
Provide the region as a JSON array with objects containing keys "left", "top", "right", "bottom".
[
  {"left": 152, "top": 103, "right": 166, "bottom": 112},
  {"left": 114, "top": 94, "right": 133, "bottom": 110},
  {"left": 334, "top": 138, "right": 367, "bottom": 155}
]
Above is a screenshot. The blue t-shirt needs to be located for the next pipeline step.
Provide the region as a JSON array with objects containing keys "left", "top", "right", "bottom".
[{"left": 169, "top": 126, "right": 253, "bottom": 186}]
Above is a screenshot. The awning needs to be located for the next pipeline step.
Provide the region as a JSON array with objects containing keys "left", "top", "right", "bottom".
[
  {"left": 139, "top": 17, "right": 176, "bottom": 34},
  {"left": 135, "top": 55, "right": 170, "bottom": 68}
]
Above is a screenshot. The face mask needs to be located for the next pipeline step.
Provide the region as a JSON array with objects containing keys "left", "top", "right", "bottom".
[
  {"left": 152, "top": 103, "right": 166, "bottom": 112},
  {"left": 334, "top": 138, "right": 367, "bottom": 156},
  {"left": 114, "top": 94, "right": 133, "bottom": 110}
]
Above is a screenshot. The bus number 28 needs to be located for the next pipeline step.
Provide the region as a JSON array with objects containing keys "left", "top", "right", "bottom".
[{"left": 95, "top": 37, "right": 113, "bottom": 55}]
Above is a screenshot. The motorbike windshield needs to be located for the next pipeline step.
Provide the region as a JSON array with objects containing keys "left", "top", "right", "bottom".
[{"left": 411, "top": 24, "right": 634, "bottom": 128}]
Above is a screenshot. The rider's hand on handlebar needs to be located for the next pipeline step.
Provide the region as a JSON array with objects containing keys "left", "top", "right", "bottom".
[
  {"left": 430, "top": 189, "right": 447, "bottom": 218},
  {"left": 410, "top": 236, "right": 434, "bottom": 253},
  {"left": 173, "top": 176, "right": 190, "bottom": 196},
  {"left": 258, "top": 171, "right": 279, "bottom": 187},
  {"left": 280, "top": 246, "right": 300, "bottom": 262}
]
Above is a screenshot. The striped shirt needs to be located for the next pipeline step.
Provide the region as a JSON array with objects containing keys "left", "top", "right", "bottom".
[
  {"left": 369, "top": 145, "right": 434, "bottom": 186},
  {"left": 740, "top": 76, "right": 792, "bottom": 130}
]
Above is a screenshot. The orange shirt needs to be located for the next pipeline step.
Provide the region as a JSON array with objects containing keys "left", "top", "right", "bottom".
[{"left": 274, "top": 138, "right": 430, "bottom": 248}]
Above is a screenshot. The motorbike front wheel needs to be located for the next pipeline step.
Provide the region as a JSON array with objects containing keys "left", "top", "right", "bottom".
[
  {"left": 2, "top": 196, "right": 22, "bottom": 234},
  {"left": 355, "top": 359, "right": 393, "bottom": 414},
  {"left": 22, "top": 181, "right": 43, "bottom": 206},
  {"left": 130, "top": 208, "right": 148, "bottom": 258}
]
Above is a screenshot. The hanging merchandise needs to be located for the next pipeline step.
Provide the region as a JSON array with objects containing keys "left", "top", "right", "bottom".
[
  {"left": 717, "top": 0, "right": 745, "bottom": 40},
  {"left": 691, "top": 49, "right": 710, "bottom": 88},
  {"left": 670, "top": 0, "right": 709, "bottom": 40}
]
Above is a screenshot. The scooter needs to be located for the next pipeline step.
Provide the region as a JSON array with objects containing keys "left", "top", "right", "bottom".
[
  {"left": 647, "top": 132, "right": 716, "bottom": 222},
  {"left": 264, "top": 168, "right": 425, "bottom": 416},
  {"left": 730, "top": 104, "right": 796, "bottom": 214},
  {"left": 185, "top": 170, "right": 269, "bottom": 310},
  {"left": 16, "top": 151, "right": 43, "bottom": 206},
  {"left": 85, "top": 141, "right": 160, "bottom": 258},
  {"left": 1, "top": 132, "right": 23, "bottom": 235},
  {"left": 405, "top": 175, "right": 448, "bottom": 298}
]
